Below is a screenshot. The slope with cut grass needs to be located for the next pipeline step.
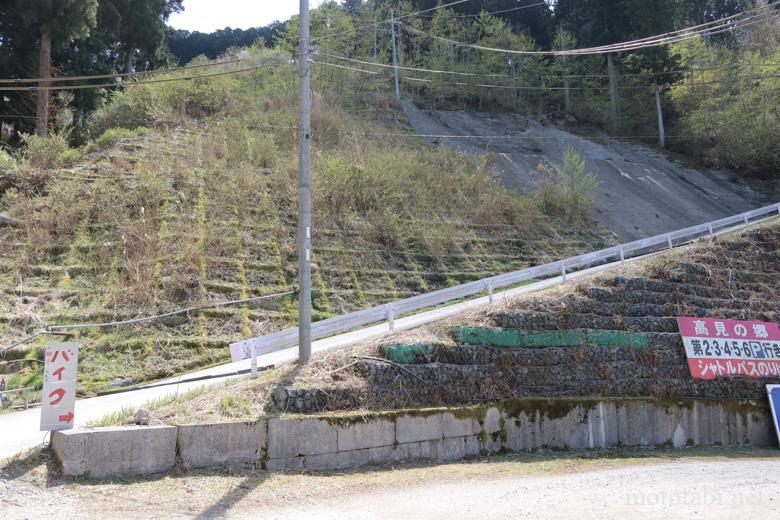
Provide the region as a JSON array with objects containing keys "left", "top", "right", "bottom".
[
  {"left": 122, "top": 220, "right": 780, "bottom": 426},
  {"left": 0, "top": 47, "right": 610, "bottom": 406}
]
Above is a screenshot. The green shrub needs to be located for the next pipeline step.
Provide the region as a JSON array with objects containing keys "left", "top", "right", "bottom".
[
  {"left": 89, "top": 126, "right": 151, "bottom": 152},
  {"left": 88, "top": 87, "right": 156, "bottom": 137},
  {"left": 538, "top": 147, "right": 599, "bottom": 223},
  {"left": 22, "top": 134, "right": 77, "bottom": 169}
]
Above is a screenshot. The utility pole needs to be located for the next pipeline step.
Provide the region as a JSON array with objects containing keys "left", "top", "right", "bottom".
[
  {"left": 35, "top": 30, "right": 52, "bottom": 136},
  {"left": 655, "top": 86, "right": 666, "bottom": 148},
  {"left": 607, "top": 53, "right": 620, "bottom": 133},
  {"left": 298, "top": 0, "right": 312, "bottom": 364},
  {"left": 373, "top": 23, "right": 377, "bottom": 58},
  {"left": 559, "top": 27, "right": 571, "bottom": 114},
  {"left": 391, "top": 11, "right": 400, "bottom": 100}
]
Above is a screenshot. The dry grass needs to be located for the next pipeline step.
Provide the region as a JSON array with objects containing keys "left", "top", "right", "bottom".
[{"left": 0, "top": 48, "right": 611, "bottom": 399}]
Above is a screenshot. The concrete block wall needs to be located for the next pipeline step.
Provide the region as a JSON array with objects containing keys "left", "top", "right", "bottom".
[
  {"left": 52, "top": 398, "right": 775, "bottom": 477},
  {"left": 52, "top": 425, "right": 177, "bottom": 478}
]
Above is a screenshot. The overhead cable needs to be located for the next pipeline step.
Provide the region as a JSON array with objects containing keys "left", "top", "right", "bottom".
[
  {"left": 452, "top": 1, "right": 549, "bottom": 18},
  {"left": 311, "top": 0, "right": 469, "bottom": 44},
  {"left": 312, "top": 58, "right": 780, "bottom": 91},
  {"left": 0, "top": 58, "right": 246, "bottom": 85},
  {"left": 0, "top": 63, "right": 280, "bottom": 92},
  {"left": 313, "top": 50, "right": 780, "bottom": 81},
  {"left": 398, "top": 6, "right": 779, "bottom": 56}
]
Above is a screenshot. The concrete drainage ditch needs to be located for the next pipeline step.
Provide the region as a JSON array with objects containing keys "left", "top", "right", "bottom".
[{"left": 51, "top": 397, "right": 773, "bottom": 478}]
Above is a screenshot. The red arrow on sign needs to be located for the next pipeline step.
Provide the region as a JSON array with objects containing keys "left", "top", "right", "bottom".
[{"left": 58, "top": 411, "right": 74, "bottom": 423}]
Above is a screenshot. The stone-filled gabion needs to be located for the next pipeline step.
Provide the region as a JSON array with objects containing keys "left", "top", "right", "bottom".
[{"left": 273, "top": 226, "right": 780, "bottom": 415}]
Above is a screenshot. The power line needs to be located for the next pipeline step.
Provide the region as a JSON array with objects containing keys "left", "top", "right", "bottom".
[
  {"left": 312, "top": 60, "right": 380, "bottom": 75},
  {"left": 311, "top": 0, "right": 469, "bottom": 44},
  {"left": 313, "top": 49, "right": 780, "bottom": 81},
  {"left": 399, "top": 6, "right": 780, "bottom": 56},
  {"left": 404, "top": 73, "right": 780, "bottom": 91},
  {"left": 0, "top": 63, "right": 280, "bottom": 92},
  {"left": 337, "top": 130, "right": 696, "bottom": 141},
  {"left": 395, "top": 0, "right": 471, "bottom": 22},
  {"left": 0, "top": 58, "right": 246, "bottom": 85},
  {"left": 312, "top": 57, "right": 780, "bottom": 92},
  {"left": 580, "top": 3, "right": 775, "bottom": 52},
  {"left": 452, "top": 1, "right": 549, "bottom": 18}
]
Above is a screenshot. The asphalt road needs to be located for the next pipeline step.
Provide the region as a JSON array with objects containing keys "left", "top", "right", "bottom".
[{"left": 402, "top": 102, "right": 765, "bottom": 241}]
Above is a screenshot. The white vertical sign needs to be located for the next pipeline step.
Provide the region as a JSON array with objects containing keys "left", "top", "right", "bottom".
[{"left": 40, "top": 343, "right": 79, "bottom": 432}]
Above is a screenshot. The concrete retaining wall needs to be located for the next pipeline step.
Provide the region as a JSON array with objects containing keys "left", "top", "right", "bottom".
[
  {"left": 52, "top": 398, "right": 775, "bottom": 477},
  {"left": 52, "top": 425, "right": 177, "bottom": 478}
]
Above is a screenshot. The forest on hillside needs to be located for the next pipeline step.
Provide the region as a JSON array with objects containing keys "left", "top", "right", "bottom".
[{"left": 0, "top": 1, "right": 778, "bottom": 178}]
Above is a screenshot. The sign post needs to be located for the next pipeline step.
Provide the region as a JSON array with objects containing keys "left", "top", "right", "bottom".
[
  {"left": 40, "top": 343, "right": 79, "bottom": 432},
  {"left": 766, "top": 384, "right": 780, "bottom": 447},
  {"left": 677, "top": 317, "right": 780, "bottom": 380}
]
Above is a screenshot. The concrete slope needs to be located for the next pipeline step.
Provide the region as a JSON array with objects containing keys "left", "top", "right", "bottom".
[{"left": 402, "top": 101, "right": 765, "bottom": 241}]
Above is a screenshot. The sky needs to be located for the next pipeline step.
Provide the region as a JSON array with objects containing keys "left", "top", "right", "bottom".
[{"left": 169, "top": 0, "right": 316, "bottom": 33}]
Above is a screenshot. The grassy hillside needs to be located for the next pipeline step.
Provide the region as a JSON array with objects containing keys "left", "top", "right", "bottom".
[
  {"left": 128, "top": 220, "right": 780, "bottom": 425},
  {"left": 0, "top": 48, "right": 610, "bottom": 403}
]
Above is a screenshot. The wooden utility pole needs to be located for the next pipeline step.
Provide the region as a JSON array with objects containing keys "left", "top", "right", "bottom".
[
  {"left": 35, "top": 30, "right": 52, "bottom": 136},
  {"left": 391, "top": 11, "right": 400, "bottom": 99},
  {"left": 607, "top": 53, "right": 620, "bottom": 133},
  {"left": 298, "top": 0, "right": 312, "bottom": 364},
  {"left": 559, "top": 27, "right": 571, "bottom": 114}
]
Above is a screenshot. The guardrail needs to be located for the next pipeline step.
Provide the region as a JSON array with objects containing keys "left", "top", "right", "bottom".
[
  {"left": 230, "top": 203, "right": 780, "bottom": 365},
  {"left": 0, "top": 386, "right": 34, "bottom": 410}
]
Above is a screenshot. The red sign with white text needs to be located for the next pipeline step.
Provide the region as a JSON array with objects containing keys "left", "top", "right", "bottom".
[{"left": 677, "top": 317, "right": 780, "bottom": 380}]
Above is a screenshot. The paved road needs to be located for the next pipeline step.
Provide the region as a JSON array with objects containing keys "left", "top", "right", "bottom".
[
  {"left": 0, "top": 254, "right": 651, "bottom": 462},
  {"left": 402, "top": 102, "right": 765, "bottom": 241},
  {"left": 256, "top": 459, "right": 780, "bottom": 520}
]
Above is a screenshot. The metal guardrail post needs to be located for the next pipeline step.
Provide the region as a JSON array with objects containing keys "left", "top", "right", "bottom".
[
  {"left": 776, "top": 204, "right": 780, "bottom": 216},
  {"left": 560, "top": 261, "right": 567, "bottom": 282},
  {"left": 618, "top": 246, "right": 625, "bottom": 265},
  {"left": 387, "top": 305, "right": 395, "bottom": 332},
  {"left": 667, "top": 234, "right": 673, "bottom": 249},
  {"left": 487, "top": 282, "right": 494, "bottom": 304},
  {"left": 744, "top": 215, "right": 749, "bottom": 225},
  {"left": 708, "top": 223, "right": 714, "bottom": 238},
  {"left": 250, "top": 345, "right": 257, "bottom": 379}
]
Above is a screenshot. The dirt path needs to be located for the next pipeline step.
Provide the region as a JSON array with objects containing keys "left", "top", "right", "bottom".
[
  {"left": 3, "top": 450, "right": 779, "bottom": 519},
  {"left": 402, "top": 102, "right": 766, "bottom": 241}
]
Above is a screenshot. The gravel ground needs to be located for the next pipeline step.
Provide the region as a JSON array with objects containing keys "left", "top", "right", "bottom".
[
  {"left": 2, "top": 449, "right": 779, "bottom": 519},
  {"left": 258, "top": 458, "right": 780, "bottom": 520}
]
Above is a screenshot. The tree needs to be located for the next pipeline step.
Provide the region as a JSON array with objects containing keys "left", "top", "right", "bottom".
[
  {"left": 99, "top": 0, "right": 183, "bottom": 74},
  {"left": 166, "top": 24, "right": 282, "bottom": 65},
  {"left": 0, "top": 5, "right": 38, "bottom": 140},
  {"left": 12, "top": 0, "right": 99, "bottom": 135}
]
